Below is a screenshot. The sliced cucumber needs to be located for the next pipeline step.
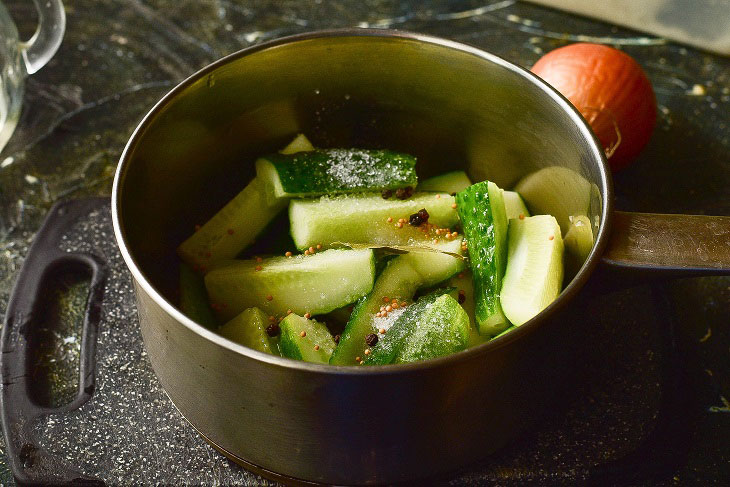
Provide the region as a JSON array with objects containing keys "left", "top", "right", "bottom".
[
  {"left": 256, "top": 149, "right": 417, "bottom": 201},
  {"left": 179, "top": 263, "right": 218, "bottom": 329},
  {"left": 205, "top": 248, "right": 375, "bottom": 322},
  {"left": 279, "top": 313, "right": 335, "bottom": 364},
  {"left": 400, "top": 238, "right": 465, "bottom": 287},
  {"left": 446, "top": 271, "right": 483, "bottom": 347},
  {"left": 513, "top": 166, "right": 591, "bottom": 234},
  {"left": 219, "top": 307, "right": 279, "bottom": 355},
  {"left": 456, "top": 181, "right": 510, "bottom": 336},
  {"left": 177, "top": 177, "right": 287, "bottom": 270},
  {"left": 279, "top": 134, "right": 315, "bottom": 154},
  {"left": 329, "top": 257, "right": 422, "bottom": 365},
  {"left": 564, "top": 214, "right": 594, "bottom": 278},
  {"left": 289, "top": 191, "right": 459, "bottom": 251},
  {"left": 503, "top": 190, "right": 530, "bottom": 220},
  {"left": 329, "top": 242, "right": 464, "bottom": 365},
  {"left": 364, "top": 291, "right": 468, "bottom": 365},
  {"left": 418, "top": 171, "right": 472, "bottom": 194},
  {"left": 500, "top": 215, "right": 564, "bottom": 326},
  {"left": 492, "top": 326, "right": 516, "bottom": 340}
]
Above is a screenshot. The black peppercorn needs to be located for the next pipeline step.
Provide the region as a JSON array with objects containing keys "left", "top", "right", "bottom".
[
  {"left": 408, "top": 213, "right": 423, "bottom": 226},
  {"left": 266, "top": 323, "right": 281, "bottom": 337},
  {"left": 458, "top": 293, "right": 466, "bottom": 304},
  {"left": 395, "top": 188, "right": 407, "bottom": 200},
  {"left": 381, "top": 189, "right": 393, "bottom": 199},
  {"left": 404, "top": 186, "right": 414, "bottom": 197},
  {"left": 334, "top": 334, "right": 341, "bottom": 344},
  {"left": 417, "top": 208, "right": 429, "bottom": 222},
  {"left": 365, "top": 333, "right": 379, "bottom": 346}
]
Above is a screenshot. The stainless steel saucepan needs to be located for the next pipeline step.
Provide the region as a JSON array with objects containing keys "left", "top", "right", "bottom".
[{"left": 111, "top": 30, "right": 730, "bottom": 484}]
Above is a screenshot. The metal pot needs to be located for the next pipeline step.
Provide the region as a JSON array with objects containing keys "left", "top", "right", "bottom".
[{"left": 111, "top": 30, "right": 730, "bottom": 484}]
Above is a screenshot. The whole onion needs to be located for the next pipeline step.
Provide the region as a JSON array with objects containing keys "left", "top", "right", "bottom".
[{"left": 531, "top": 43, "right": 657, "bottom": 172}]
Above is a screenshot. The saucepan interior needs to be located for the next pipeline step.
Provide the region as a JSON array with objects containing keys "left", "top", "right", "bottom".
[{"left": 114, "top": 29, "right": 610, "bottom": 365}]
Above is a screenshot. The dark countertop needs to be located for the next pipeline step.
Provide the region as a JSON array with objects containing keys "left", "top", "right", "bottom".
[{"left": 0, "top": 0, "right": 728, "bottom": 484}]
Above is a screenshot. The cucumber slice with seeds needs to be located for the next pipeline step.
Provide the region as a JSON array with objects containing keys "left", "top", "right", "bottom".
[
  {"left": 280, "top": 314, "right": 335, "bottom": 363},
  {"left": 256, "top": 149, "right": 417, "bottom": 201},
  {"left": 500, "top": 215, "right": 564, "bottom": 326},
  {"left": 456, "top": 181, "right": 510, "bottom": 336},
  {"left": 177, "top": 177, "right": 287, "bottom": 270},
  {"left": 205, "top": 248, "right": 375, "bottom": 322},
  {"left": 219, "top": 307, "right": 279, "bottom": 355},
  {"left": 289, "top": 192, "right": 459, "bottom": 251},
  {"left": 418, "top": 171, "right": 472, "bottom": 194}
]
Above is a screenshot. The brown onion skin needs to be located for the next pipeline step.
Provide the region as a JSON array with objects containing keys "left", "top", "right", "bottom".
[{"left": 531, "top": 43, "right": 657, "bottom": 172}]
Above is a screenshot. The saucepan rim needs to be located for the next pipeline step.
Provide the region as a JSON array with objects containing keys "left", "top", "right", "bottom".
[{"left": 111, "top": 28, "right": 613, "bottom": 375}]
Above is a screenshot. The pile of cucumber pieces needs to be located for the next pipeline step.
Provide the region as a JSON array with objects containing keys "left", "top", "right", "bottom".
[{"left": 178, "top": 135, "right": 565, "bottom": 366}]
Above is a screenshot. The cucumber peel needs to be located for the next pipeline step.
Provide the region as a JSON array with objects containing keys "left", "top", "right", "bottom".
[
  {"left": 456, "top": 181, "right": 510, "bottom": 336},
  {"left": 500, "top": 215, "right": 564, "bottom": 326},
  {"left": 256, "top": 149, "right": 417, "bottom": 200}
]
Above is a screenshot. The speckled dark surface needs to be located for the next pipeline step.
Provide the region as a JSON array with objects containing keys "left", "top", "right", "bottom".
[{"left": 0, "top": 0, "right": 728, "bottom": 485}]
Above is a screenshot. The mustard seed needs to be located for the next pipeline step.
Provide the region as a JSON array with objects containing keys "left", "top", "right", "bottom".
[
  {"left": 266, "top": 295, "right": 273, "bottom": 301},
  {"left": 364, "top": 349, "right": 371, "bottom": 355},
  {"left": 304, "top": 312, "right": 311, "bottom": 319},
  {"left": 255, "top": 265, "right": 263, "bottom": 271},
  {"left": 300, "top": 331, "right": 306, "bottom": 337},
  {"left": 314, "top": 345, "right": 320, "bottom": 351},
  {"left": 379, "top": 328, "right": 386, "bottom": 334},
  {"left": 285, "top": 251, "right": 293, "bottom": 257}
]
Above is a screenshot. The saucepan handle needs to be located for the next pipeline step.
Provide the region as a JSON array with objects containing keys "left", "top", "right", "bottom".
[
  {"left": 0, "top": 199, "right": 106, "bottom": 486},
  {"left": 601, "top": 211, "right": 730, "bottom": 276}
]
